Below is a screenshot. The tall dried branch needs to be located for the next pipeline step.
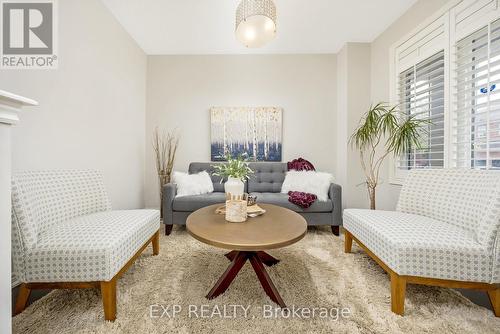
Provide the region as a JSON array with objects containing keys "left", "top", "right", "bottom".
[{"left": 152, "top": 127, "right": 179, "bottom": 216}]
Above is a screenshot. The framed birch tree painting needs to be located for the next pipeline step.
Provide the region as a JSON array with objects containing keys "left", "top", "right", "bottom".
[{"left": 210, "top": 107, "right": 283, "bottom": 161}]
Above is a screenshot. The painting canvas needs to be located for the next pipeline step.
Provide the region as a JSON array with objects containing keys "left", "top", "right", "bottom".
[{"left": 210, "top": 107, "right": 282, "bottom": 161}]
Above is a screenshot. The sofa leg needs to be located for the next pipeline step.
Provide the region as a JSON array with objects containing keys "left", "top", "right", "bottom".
[
  {"left": 13, "top": 283, "right": 31, "bottom": 315},
  {"left": 165, "top": 224, "right": 173, "bottom": 236},
  {"left": 152, "top": 230, "right": 160, "bottom": 255},
  {"left": 344, "top": 229, "right": 353, "bottom": 253},
  {"left": 101, "top": 279, "right": 117, "bottom": 321},
  {"left": 488, "top": 288, "right": 499, "bottom": 317},
  {"left": 390, "top": 272, "right": 406, "bottom": 316},
  {"left": 331, "top": 225, "right": 340, "bottom": 236}
]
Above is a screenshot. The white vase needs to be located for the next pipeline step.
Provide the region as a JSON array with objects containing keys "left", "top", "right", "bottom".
[{"left": 224, "top": 177, "right": 244, "bottom": 196}]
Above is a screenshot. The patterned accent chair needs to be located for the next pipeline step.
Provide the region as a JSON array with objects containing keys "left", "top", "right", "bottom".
[
  {"left": 343, "top": 169, "right": 500, "bottom": 317},
  {"left": 11, "top": 170, "right": 161, "bottom": 321}
]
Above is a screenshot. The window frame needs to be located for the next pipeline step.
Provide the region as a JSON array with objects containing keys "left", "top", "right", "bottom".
[{"left": 389, "top": 0, "right": 500, "bottom": 185}]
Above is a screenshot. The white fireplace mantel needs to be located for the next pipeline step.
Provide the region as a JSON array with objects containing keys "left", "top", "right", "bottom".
[
  {"left": 0, "top": 90, "right": 37, "bottom": 334},
  {"left": 0, "top": 90, "right": 38, "bottom": 125}
]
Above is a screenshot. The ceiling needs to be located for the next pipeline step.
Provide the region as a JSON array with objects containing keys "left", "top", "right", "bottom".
[{"left": 100, "top": 0, "right": 417, "bottom": 55}]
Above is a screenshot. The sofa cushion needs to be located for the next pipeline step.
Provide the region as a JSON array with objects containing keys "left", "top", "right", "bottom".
[
  {"left": 251, "top": 192, "right": 333, "bottom": 213},
  {"left": 188, "top": 163, "right": 226, "bottom": 192},
  {"left": 173, "top": 192, "right": 226, "bottom": 212},
  {"left": 248, "top": 162, "right": 287, "bottom": 193},
  {"left": 344, "top": 209, "right": 492, "bottom": 283},
  {"left": 172, "top": 171, "right": 214, "bottom": 197},
  {"left": 280, "top": 170, "right": 333, "bottom": 201},
  {"left": 24, "top": 210, "right": 160, "bottom": 282}
]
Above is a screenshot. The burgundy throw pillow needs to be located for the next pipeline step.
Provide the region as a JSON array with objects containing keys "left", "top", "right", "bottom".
[
  {"left": 288, "top": 191, "right": 317, "bottom": 209},
  {"left": 287, "top": 158, "right": 315, "bottom": 171}
]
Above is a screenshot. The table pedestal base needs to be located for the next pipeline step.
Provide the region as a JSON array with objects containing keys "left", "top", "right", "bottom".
[{"left": 206, "top": 251, "right": 286, "bottom": 308}]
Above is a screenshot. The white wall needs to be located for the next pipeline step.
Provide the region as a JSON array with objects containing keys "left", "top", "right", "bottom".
[
  {"left": 0, "top": 0, "right": 450, "bottom": 214},
  {"left": 144, "top": 1, "right": 454, "bottom": 211},
  {"left": 145, "top": 55, "right": 336, "bottom": 208},
  {"left": 336, "top": 46, "right": 348, "bottom": 200},
  {"left": 368, "top": 0, "right": 450, "bottom": 210},
  {"left": 337, "top": 43, "right": 372, "bottom": 209},
  {"left": 0, "top": 0, "right": 147, "bottom": 209}
]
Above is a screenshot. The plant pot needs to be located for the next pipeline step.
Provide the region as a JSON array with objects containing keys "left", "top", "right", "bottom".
[{"left": 224, "top": 177, "right": 244, "bottom": 196}]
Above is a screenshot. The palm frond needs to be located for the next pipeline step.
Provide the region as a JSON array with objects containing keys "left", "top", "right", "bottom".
[
  {"left": 388, "top": 115, "right": 430, "bottom": 156},
  {"left": 350, "top": 102, "right": 429, "bottom": 209}
]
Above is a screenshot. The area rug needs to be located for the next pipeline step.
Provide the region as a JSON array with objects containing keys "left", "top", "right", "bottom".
[{"left": 13, "top": 226, "right": 500, "bottom": 334}]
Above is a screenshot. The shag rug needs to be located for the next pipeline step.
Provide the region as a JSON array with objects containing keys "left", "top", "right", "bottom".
[{"left": 13, "top": 226, "right": 500, "bottom": 334}]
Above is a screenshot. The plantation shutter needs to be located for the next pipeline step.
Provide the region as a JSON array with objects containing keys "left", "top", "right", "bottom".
[
  {"left": 398, "top": 51, "right": 445, "bottom": 169},
  {"left": 453, "top": 18, "right": 500, "bottom": 170}
]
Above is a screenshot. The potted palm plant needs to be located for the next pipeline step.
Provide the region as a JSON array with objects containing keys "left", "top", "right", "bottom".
[
  {"left": 350, "top": 103, "right": 428, "bottom": 210},
  {"left": 212, "top": 154, "right": 254, "bottom": 196}
]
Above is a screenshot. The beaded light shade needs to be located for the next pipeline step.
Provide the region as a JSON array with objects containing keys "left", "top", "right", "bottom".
[{"left": 235, "top": 0, "right": 277, "bottom": 48}]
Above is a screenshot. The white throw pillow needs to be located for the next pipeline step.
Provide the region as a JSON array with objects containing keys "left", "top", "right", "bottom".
[
  {"left": 172, "top": 171, "right": 214, "bottom": 197},
  {"left": 281, "top": 170, "right": 333, "bottom": 201}
]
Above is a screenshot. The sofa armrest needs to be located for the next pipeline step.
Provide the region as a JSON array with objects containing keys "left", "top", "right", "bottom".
[
  {"left": 162, "top": 183, "right": 176, "bottom": 225},
  {"left": 329, "top": 183, "right": 342, "bottom": 226}
]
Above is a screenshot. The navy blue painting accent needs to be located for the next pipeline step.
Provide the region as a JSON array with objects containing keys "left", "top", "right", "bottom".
[
  {"left": 210, "top": 107, "right": 282, "bottom": 162},
  {"left": 211, "top": 143, "right": 282, "bottom": 162}
]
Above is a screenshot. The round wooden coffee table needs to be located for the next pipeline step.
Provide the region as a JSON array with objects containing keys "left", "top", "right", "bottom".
[{"left": 186, "top": 203, "right": 307, "bottom": 308}]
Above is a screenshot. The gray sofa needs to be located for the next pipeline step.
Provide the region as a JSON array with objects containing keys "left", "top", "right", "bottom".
[{"left": 162, "top": 162, "right": 342, "bottom": 236}]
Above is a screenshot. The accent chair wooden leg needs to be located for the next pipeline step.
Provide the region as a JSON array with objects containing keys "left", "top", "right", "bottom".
[
  {"left": 487, "top": 288, "right": 499, "bottom": 317},
  {"left": 14, "top": 283, "right": 31, "bottom": 315},
  {"left": 165, "top": 224, "right": 173, "bottom": 236},
  {"left": 331, "top": 225, "right": 340, "bottom": 236},
  {"left": 344, "top": 229, "right": 353, "bottom": 253},
  {"left": 152, "top": 230, "right": 160, "bottom": 255},
  {"left": 101, "top": 279, "right": 117, "bottom": 321},
  {"left": 390, "top": 272, "right": 406, "bottom": 315}
]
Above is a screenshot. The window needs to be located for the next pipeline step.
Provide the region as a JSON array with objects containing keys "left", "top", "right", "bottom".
[
  {"left": 398, "top": 51, "right": 445, "bottom": 170},
  {"left": 390, "top": 0, "right": 500, "bottom": 182},
  {"left": 453, "top": 18, "right": 500, "bottom": 170}
]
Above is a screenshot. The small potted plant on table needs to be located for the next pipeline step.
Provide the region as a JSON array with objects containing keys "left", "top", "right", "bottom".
[{"left": 212, "top": 154, "right": 253, "bottom": 196}]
